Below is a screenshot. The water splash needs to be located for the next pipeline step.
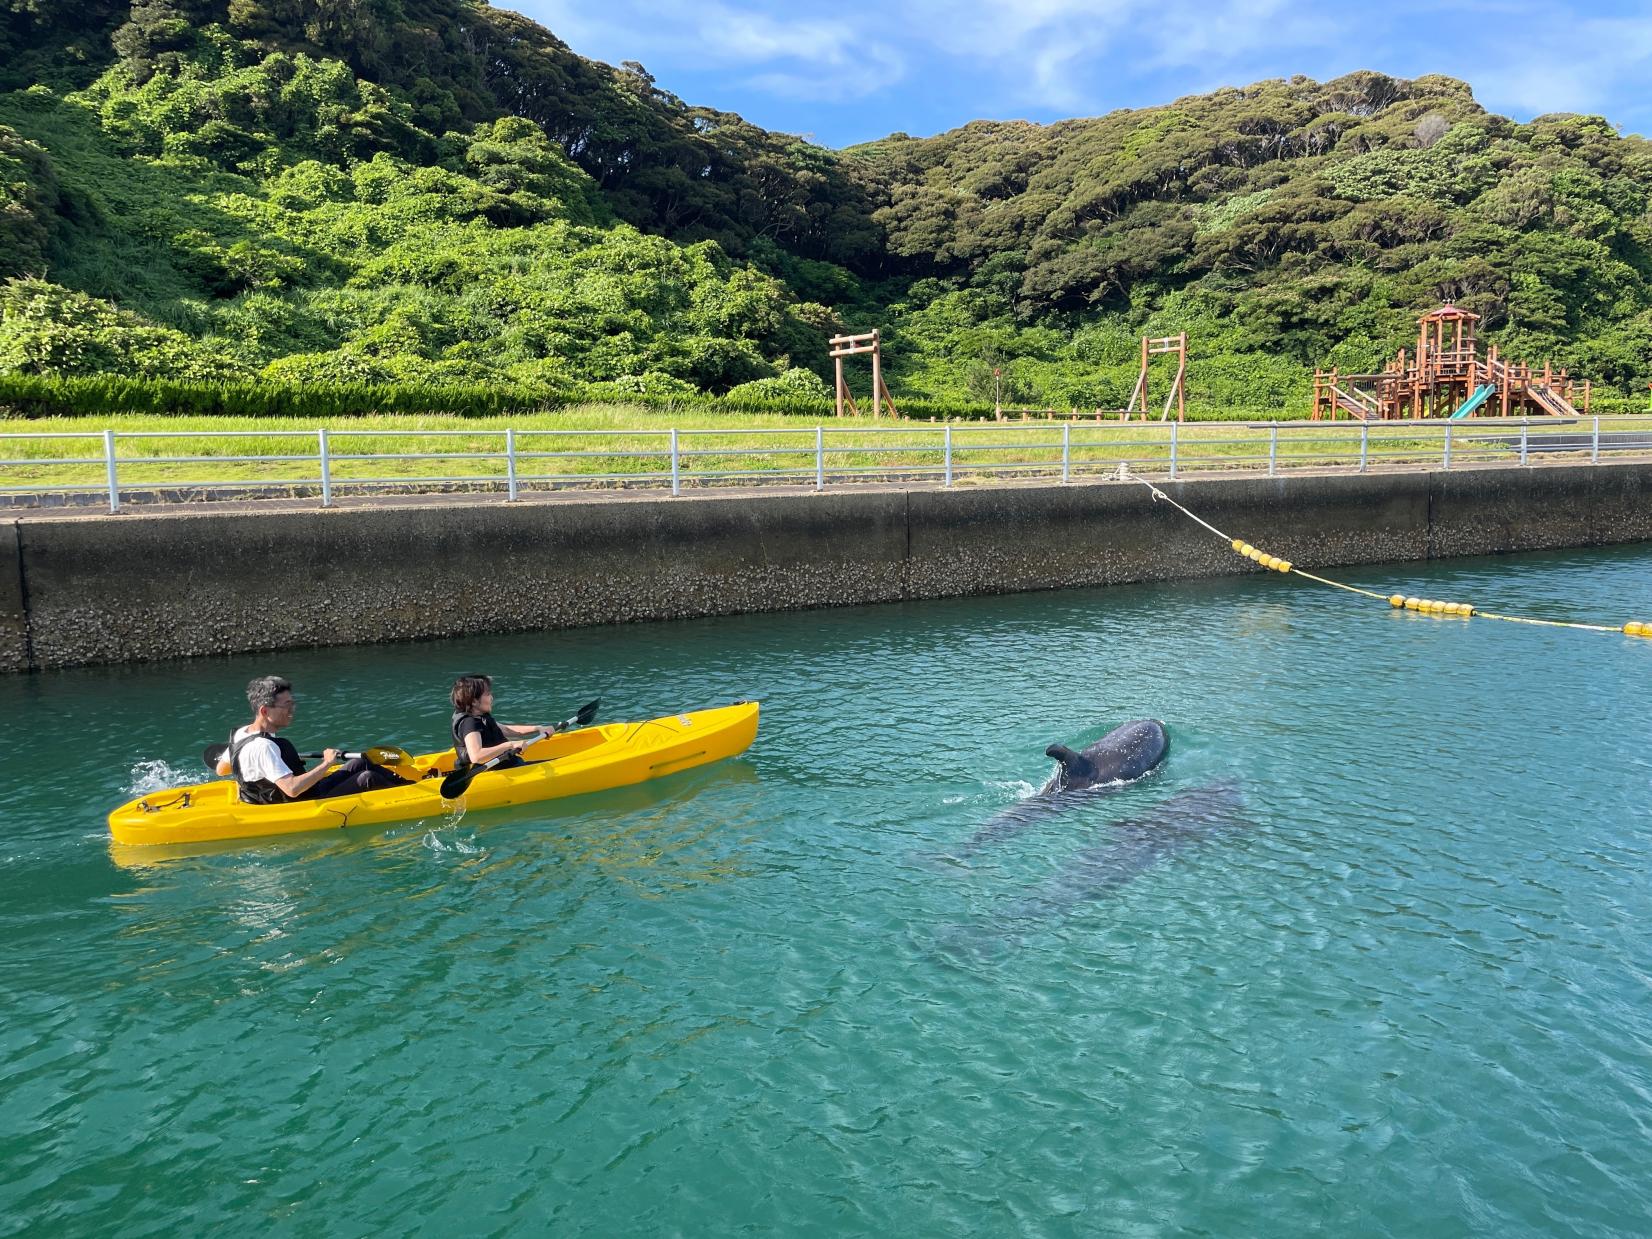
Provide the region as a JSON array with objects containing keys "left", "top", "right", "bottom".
[
  {"left": 422, "top": 829, "right": 483, "bottom": 855},
  {"left": 126, "top": 759, "right": 193, "bottom": 796},
  {"left": 989, "top": 779, "right": 1039, "bottom": 801}
]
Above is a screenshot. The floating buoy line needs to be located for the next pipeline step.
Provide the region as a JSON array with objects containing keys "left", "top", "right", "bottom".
[{"left": 1128, "top": 473, "right": 1652, "bottom": 638}]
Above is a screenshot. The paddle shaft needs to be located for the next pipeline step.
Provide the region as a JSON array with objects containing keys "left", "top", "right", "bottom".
[{"left": 202, "top": 742, "right": 409, "bottom": 770}]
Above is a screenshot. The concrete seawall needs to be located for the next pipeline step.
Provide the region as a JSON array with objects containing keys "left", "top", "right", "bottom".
[{"left": 4, "top": 462, "right": 1650, "bottom": 672}]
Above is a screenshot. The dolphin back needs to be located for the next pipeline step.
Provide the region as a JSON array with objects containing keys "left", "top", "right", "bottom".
[
  {"left": 951, "top": 720, "right": 1172, "bottom": 859},
  {"left": 1040, "top": 719, "right": 1169, "bottom": 793}
]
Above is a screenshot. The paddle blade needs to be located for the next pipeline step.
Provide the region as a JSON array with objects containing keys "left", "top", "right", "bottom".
[
  {"left": 364, "top": 744, "right": 416, "bottom": 768},
  {"left": 568, "top": 698, "right": 600, "bottom": 729},
  {"left": 438, "top": 767, "right": 475, "bottom": 801},
  {"left": 202, "top": 743, "right": 228, "bottom": 769}
]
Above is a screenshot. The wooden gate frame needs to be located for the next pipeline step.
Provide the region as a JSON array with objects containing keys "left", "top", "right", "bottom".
[
  {"left": 829, "top": 329, "right": 898, "bottom": 418},
  {"left": 1124, "top": 333, "right": 1187, "bottom": 422}
]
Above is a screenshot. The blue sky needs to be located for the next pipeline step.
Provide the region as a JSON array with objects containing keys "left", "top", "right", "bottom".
[{"left": 498, "top": 0, "right": 1652, "bottom": 148}]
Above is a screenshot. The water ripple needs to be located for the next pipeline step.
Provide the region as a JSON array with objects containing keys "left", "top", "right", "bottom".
[{"left": 2, "top": 545, "right": 1651, "bottom": 1235}]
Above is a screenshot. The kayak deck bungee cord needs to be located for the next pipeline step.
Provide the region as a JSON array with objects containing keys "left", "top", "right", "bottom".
[{"left": 1129, "top": 472, "right": 1652, "bottom": 637}]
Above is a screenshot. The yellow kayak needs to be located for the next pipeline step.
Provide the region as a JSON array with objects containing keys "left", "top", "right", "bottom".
[{"left": 108, "top": 701, "right": 759, "bottom": 847}]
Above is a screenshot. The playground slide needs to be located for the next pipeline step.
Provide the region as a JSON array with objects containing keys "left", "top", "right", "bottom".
[
  {"left": 1450, "top": 383, "right": 1497, "bottom": 419},
  {"left": 1527, "top": 385, "right": 1581, "bottom": 417},
  {"left": 1334, "top": 391, "right": 1377, "bottom": 420}
]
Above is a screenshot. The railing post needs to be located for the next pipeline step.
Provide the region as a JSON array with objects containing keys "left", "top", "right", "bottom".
[
  {"left": 1519, "top": 418, "right": 1528, "bottom": 466},
  {"left": 1442, "top": 422, "right": 1451, "bottom": 470},
  {"left": 943, "top": 424, "right": 953, "bottom": 487},
  {"left": 1268, "top": 422, "right": 1278, "bottom": 477},
  {"left": 318, "top": 428, "right": 331, "bottom": 507},
  {"left": 815, "top": 426, "right": 824, "bottom": 491},
  {"left": 1359, "top": 422, "right": 1369, "bottom": 473},
  {"left": 1169, "top": 420, "right": 1178, "bottom": 480},
  {"left": 670, "top": 428, "right": 680, "bottom": 496},
  {"left": 1061, "top": 422, "right": 1071, "bottom": 483},
  {"left": 104, "top": 429, "right": 120, "bottom": 513},
  {"left": 1591, "top": 416, "right": 1600, "bottom": 464},
  {"left": 505, "top": 428, "right": 518, "bottom": 501}
]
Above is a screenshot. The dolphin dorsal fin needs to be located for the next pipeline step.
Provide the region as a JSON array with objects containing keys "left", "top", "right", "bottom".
[{"left": 1045, "top": 744, "right": 1098, "bottom": 787}]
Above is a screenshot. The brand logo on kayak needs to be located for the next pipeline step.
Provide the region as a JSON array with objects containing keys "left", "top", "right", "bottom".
[{"left": 679, "top": 716, "right": 693, "bottom": 725}]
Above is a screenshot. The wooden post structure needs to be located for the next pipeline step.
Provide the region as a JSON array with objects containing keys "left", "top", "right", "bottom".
[
  {"left": 828, "top": 329, "right": 897, "bottom": 418},
  {"left": 1125, "top": 332, "right": 1188, "bottom": 422}
]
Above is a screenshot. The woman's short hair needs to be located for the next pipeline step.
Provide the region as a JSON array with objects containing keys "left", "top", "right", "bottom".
[
  {"left": 451, "top": 674, "right": 492, "bottom": 713},
  {"left": 246, "top": 675, "right": 293, "bottom": 713}
]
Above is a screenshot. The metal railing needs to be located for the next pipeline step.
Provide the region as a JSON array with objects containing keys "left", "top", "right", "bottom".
[{"left": 2, "top": 416, "right": 1650, "bottom": 513}]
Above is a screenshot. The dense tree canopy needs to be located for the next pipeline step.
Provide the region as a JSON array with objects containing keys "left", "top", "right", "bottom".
[{"left": 2, "top": 3, "right": 1651, "bottom": 415}]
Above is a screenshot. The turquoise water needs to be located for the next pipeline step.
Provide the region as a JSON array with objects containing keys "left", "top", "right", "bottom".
[{"left": 4, "top": 543, "right": 1652, "bottom": 1237}]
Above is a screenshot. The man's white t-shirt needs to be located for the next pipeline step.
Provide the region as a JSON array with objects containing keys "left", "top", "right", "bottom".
[{"left": 230, "top": 726, "right": 294, "bottom": 785}]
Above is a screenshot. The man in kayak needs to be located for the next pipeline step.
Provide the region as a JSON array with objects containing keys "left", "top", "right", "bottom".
[
  {"left": 450, "top": 674, "right": 558, "bottom": 772},
  {"left": 214, "top": 675, "right": 411, "bottom": 804}
]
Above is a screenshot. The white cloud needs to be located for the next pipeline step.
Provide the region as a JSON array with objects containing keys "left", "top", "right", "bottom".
[
  {"left": 888, "top": 0, "right": 1356, "bottom": 113},
  {"left": 1467, "top": 14, "right": 1652, "bottom": 122},
  {"left": 498, "top": 1, "right": 901, "bottom": 71},
  {"left": 494, "top": 0, "right": 1652, "bottom": 134}
]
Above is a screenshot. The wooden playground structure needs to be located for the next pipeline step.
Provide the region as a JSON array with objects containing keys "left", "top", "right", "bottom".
[
  {"left": 1312, "top": 304, "right": 1592, "bottom": 421},
  {"left": 830, "top": 327, "right": 1189, "bottom": 421},
  {"left": 998, "top": 331, "right": 1187, "bottom": 422},
  {"left": 1123, "top": 332, "right": 1187, "bottom": 422},
  {"left": 829, "top": 330, "right": 899, "bottom": 418}
]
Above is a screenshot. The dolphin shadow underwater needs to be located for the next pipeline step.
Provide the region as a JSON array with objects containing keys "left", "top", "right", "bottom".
[{"left": 933, "top": 779, "right": 1248, "bottom": 961}]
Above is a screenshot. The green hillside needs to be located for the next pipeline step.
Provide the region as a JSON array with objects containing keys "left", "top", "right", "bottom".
[{"left": 2, "top": 1, "right": 1651, "bottom": 416}]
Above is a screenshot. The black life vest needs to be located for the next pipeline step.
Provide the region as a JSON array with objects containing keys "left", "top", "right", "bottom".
[
  {"left": 451, "top": 710, "right": 518, "bottom": 772},
  {"left": 229, "top": 729, "right": 306, "bottom": 805}
]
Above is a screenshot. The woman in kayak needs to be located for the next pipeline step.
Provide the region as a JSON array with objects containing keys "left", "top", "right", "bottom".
[{"left": 450, "top": 674, "right": 559, "bottom": 772}]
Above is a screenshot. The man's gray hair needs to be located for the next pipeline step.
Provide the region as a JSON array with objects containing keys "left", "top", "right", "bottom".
[{"left": 246, "top": 675, "right": 293, "bottom": 713}]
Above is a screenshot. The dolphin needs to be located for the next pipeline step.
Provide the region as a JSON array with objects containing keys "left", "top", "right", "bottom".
[
  {"left": 947, "top": 719, "right": 1170, "bottom": 859},
  {"left": 1042, "top": 719, "right": 1169, "bottom": 793},
  {"left": 935, "top": 779, "right": 1247, "bottom": 960}
]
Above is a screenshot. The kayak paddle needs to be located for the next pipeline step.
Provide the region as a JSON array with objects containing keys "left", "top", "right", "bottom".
[
  {"left": 202, "top": 742, "right": 417, "bottom": 771},
  {"left": 439, "top": 698, "right": 601, "bottom": 801}
]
